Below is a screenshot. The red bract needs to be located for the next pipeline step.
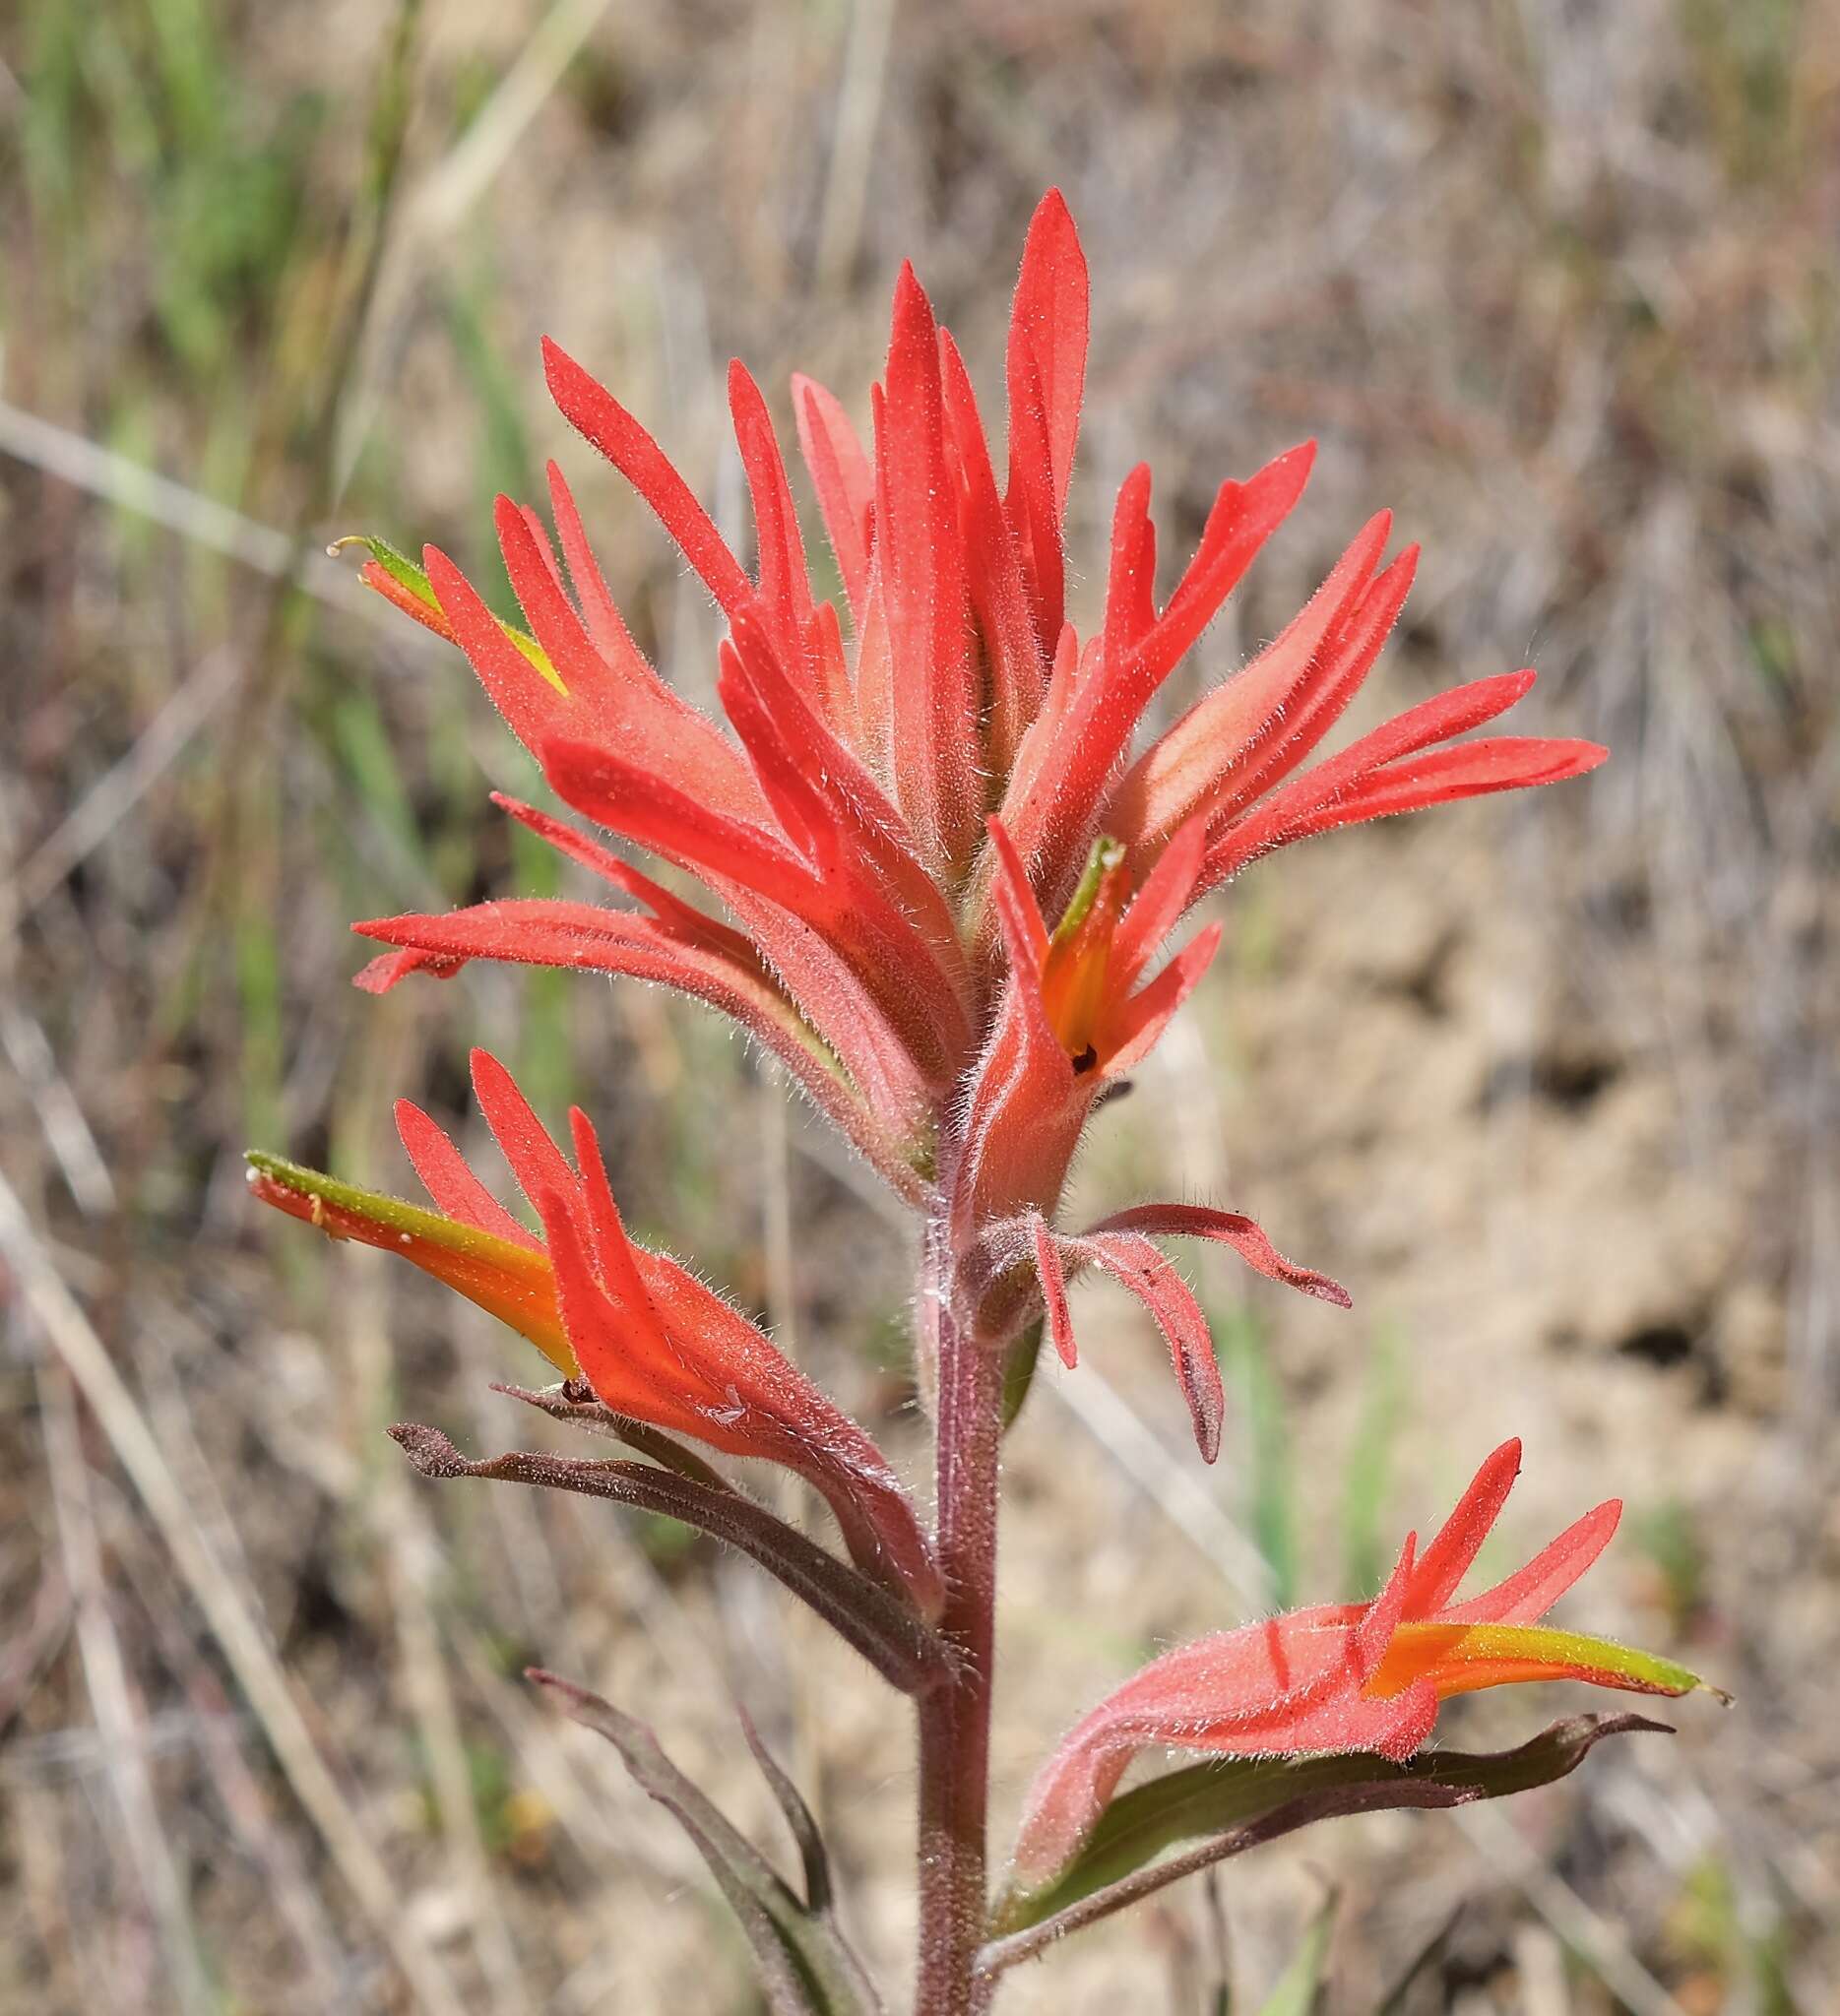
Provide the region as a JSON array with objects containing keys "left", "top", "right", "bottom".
[
  {"left": 1009, "top": 1439, "right": 1718, "bottom": 1886},
  {"left": 248, "top": 1050, "right": 941, "bottom": 1618},
  {"left": 335, "top": 189, "right": 1603, "bottom": 1434},
  {"left": 1024, "top": 1202, "right": 1349, "bottom": 1463}
]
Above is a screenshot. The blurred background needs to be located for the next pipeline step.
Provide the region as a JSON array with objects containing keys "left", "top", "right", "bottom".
[{"left": 2, "top": 0, "right": 1836, "bottom": 2009}]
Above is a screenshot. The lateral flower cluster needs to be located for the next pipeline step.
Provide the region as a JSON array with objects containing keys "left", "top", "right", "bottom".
[
  {"left": 289, "top": 190, "right": 1601, "bottom": 1460},
  {"left": 249, "top": 1050, "right": 941, "bottom": 1615},
  {"left": 1010, "top": 1439, "right": 1718, "bottom": 1888}
]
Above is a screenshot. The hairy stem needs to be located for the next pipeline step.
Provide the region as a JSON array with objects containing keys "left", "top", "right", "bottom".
[{"left": 915, "top": 1223, "right": 1004, "bottom": 2016}]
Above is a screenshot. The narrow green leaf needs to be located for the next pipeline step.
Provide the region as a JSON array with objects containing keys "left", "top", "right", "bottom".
[
  {"left": 740, "top": 1710, "right": 834, "bottom": 1914},
  {"left": 391, "top": 1425, "right": 948, "bottom": 1696},
  {"left": 988, "top": 1715, "right": 1675, "bottom": 1947},
  {"left": 530, "top": 1670, "right": 884, "bottom": 2015},
  {"left": 489, "top": 1379, "right": 736, "bottom": 1494},
  {"left": 736, "top": 1711, "right": 884, "bottom": 2014}
]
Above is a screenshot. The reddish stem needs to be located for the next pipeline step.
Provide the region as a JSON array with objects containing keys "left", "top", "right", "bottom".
[{"left": 914, "top": 1221, "right": 1004, "bottom": 2015}]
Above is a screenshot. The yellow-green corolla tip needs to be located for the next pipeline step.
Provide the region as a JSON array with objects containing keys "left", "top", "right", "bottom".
[
  {"left": 244, "top": 1151, "right": 536, "bottom": 1272},
  {"left": 245, "top": 1151, "right": 575, "bottom": 1375},
  {"left": 1377, "top": 1619, "right": 1727, "bottom": 1705},
  {"left": 1050, "top": 834, "right": 1128, "bottom": 945},
  {"left": 329, "top": 534, "right": 561, "bottom": 687}
]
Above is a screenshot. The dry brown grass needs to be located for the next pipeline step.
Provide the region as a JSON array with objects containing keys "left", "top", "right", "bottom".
[{"left": 2, "top": 0, "right": 1836, "bottom": 2009}]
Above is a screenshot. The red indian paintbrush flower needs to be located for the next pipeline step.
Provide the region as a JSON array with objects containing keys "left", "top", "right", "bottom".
[
  {"left": 245, "top": 191, "right": 1719, "bottom": 2009},
  {"left": 248, "top": 1048, "right": 941, "bottom": 1617},
  {"left": 1009, "top": 1438, "right": 1721, "bottom": 1886},
  {"left": 319, "top": 189, "right": 1602, "bottom": 1445}
]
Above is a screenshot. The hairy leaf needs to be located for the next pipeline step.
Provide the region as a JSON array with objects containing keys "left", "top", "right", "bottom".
[
  {"left": 983, "top": 1714, "right": 1673, "bottom": 1969},
  {"left": 532, "top": 1671, "right": 883, "bottom": 2015},
  {"left": 489, "top": 1378, "right": 736, "bottom": 1491},
  {"left": 736, "top": 1709, "right": 883, "bottom": 2012},
  {"left": 390, "top": 1424, "right": 949, "bottom": 1694}
]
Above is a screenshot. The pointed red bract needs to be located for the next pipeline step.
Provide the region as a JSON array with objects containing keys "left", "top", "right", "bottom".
[
  {"left": 542, "top": 336, "right": 752, "bottom": 616},
  {"left": 423, "top": 543, "right": 567, "bottom": 755},
  {"left": 492, "top": 493, "right": 759, "bottom": 815},
  {"left": 793, "top": 374, "right": 874, "bottom": 626},
  {"left": 1005, "top": 188, "right": 1089, "bottom": 653},
  {"left": 1097, "top": 923, "right": 1222, "bottom": 1077},
  {"left": 940, "top": 329, "right": 1045, "bottom": 777},
  {"left": 543, "top": 461, "right": 637, "bottom": 664},
  {"left": 353, "top": 899, "right": 925, "bottom": 1200},
  {"left": 1110, "top": 514, "right": 1407, "bottom": 851},
  {"left": 395, "top": 1099, "right": 535, "bottom": 1248},
  {"left": 874, "top": 265, "right": 978, "bottom": 875},
  {"left": 1059, "top": 1227, "right": 1226, "bottom": 1464},
  {"left": 1089, "top": 1203, "right": 1351, "bottom": 1309},
  {"left": 1005, "top": 1197, "right": 1346, "bottom": 1458},
  {"left": 996, "top": 439, "right": 1318, "bottom": 908},
  {"left": 1443, "top": 1498, "right": 1623, "bottom": 1626},
  {"left": 1031, "top": 1214, "right": 1078, "bottom": 1369},
  {"left": 729, "top": 360, "right": 819, "bottom": 686}
]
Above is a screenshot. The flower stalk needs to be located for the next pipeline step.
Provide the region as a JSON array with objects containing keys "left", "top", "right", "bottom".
[{"left": 915, "top": 1236, "right": 1005, "bottom": 2016}]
